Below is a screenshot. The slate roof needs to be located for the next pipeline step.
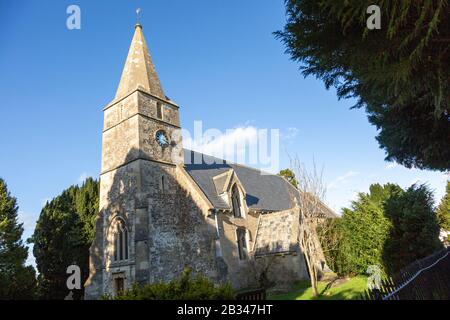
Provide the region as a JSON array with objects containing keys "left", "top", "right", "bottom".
[{"left": 183, "top": 150, "right": 300, "bottom": 211}]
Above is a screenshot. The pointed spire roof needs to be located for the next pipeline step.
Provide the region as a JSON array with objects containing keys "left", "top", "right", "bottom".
[{"left": 115, "top": 24, "right": 165, "bottom": 100}]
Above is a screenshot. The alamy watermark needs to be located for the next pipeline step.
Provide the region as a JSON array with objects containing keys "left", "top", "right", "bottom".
[
  {"left": 366, "top": 265, "right": 382, "bottom": 289},
  {"left": 66, "top": 5, "right": 81, "bottom": 30},
  {"left": 65, "top": 264, "right": 81, "bottom": 300},
  {"left": 67, "top": 5, "right": 380, "bottom": 31},
  {"left": 366, "top": 5, "right": 381, "bottom": 30},
  {"left": 169, "top": 121, "right": 280, "bottom": 174}
]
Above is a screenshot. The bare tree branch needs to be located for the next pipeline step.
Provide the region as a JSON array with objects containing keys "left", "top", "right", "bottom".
[{"left": 289, "top": 154, "right": 330, "bottom": 297}]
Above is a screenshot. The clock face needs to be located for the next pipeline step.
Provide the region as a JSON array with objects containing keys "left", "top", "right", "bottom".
[{"left": 155, "top": 130, "right": 169, "bottom": 148}]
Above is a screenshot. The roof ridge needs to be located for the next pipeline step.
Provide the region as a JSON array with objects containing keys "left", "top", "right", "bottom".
[{"left": 183, "top": 148, "right": 280, "bottom": 177}]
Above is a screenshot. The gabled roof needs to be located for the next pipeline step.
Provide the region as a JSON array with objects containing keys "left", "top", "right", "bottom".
[
  {"left": 212, "top": 169, "right": 233, "bottom": 195},
  {"left": 183, "top": 150, "right": 300, "bottom": 211}
]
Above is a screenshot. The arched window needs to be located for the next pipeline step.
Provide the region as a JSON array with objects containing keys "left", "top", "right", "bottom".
[
  {"left": 231, "top": 184, "right": 242, "bottom": 218},
  {"left": 113, "top": 219, "right": 129, "bottom": 261},
  {"left": 236, "top": 228, "right": 248, "bottom": 260}
]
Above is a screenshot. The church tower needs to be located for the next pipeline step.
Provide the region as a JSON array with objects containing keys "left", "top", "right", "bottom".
[
  {"left": 104, "top": 23, "right": 182, "bottom": 169},
  {"left": 84, "top": 24, "right": 194, "bottom": 299}
]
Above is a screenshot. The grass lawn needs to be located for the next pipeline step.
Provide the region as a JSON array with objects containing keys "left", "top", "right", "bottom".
[{"left": 268, "top": 276, "right": 368, "bottom": 300}]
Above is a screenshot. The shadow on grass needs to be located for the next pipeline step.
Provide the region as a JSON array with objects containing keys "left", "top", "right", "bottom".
[{"left": 269, "top": 276, "right": 367, "bottom": 300}]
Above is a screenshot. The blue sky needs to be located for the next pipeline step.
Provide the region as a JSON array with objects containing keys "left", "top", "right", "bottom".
[{"left": 0, "top": 1, "right": 448, "bottom": 267}]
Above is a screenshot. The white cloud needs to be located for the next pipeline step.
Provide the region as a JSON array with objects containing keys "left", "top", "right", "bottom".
[
  {"left": 183, "top": 125, "right": 259, "bottom": 163},
  {"left": 328, "top": 171, "right": 359, "bottom": 190}
]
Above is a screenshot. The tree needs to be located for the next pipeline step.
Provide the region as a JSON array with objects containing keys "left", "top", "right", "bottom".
[
  {"left": 382, "top": 184, "right": 442, "bottom": 275},
  {"left": 278, "top": 168, "right": 299, "bottom": 188},
  {"left": 436, "top": 181, "right": 450, "bottom": 231},
  {"left": 290, "top": 157, "right": 328, "bottom": 297},
  {"left": 31, "top": 178, "right": 99, "bottom": 299},
  {"left": 317, "top": 217, "right": 345, "bottom": 275},
  {"left": 339, "top": 184, "right": 397, "bottom": 275},
  {"left": 275, "top": 0, "right": 450, "bottom": 171},
  {"left": 0, "top": 178, "right": 36, "bottom": 299},
  {"left": 328, "top": 183, "right": 443, "bottom": 276},
  {"left": 74, "top": 178, "right": 100, "bottom": 243}
]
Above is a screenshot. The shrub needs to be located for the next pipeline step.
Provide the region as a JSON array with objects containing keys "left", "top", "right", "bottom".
[
  {"left": 319, "top": 183, "right": 443, "bottom": 277},
  {"left": 109, "top": 268, "right": 235, "bottom": 300}
]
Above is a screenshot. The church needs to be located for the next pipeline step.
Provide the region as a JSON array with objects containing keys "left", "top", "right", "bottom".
[{"left": 84, "top": 23, "right": 335, "bottom": 299}]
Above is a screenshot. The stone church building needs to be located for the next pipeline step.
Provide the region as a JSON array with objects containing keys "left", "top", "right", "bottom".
[{"left": 84, "top": 24, "right": 335, "bottom": 299}]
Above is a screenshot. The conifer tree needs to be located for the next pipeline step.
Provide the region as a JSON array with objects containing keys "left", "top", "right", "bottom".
[
  {"left": 328, "top": 183, "right": 442, "bottom": 275},
  {"left": 276, "top": 0, "right": 450, "bottom": 171},
  {"left": 0, "top": 178, "right": 36, "bottom": 299},
  {"left": 31, "top": 178, "right": 99, "bottom": 299},
  {"left": 382, "top": 184, "right": 442, "bottom": 275}
]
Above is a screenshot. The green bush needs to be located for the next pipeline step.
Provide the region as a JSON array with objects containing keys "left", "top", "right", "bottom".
[
  {"left": 319, "top": 183, "right": 442, "bottom": 276},
  {"left": 319, "top": 184, "right": 395, "bottom": 276},
  {"left": 109, "top": 268, "right": 235, "bottom": 300}
]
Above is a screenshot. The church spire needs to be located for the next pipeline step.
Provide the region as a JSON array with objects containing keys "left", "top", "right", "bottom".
[{"left": 115, "top": 24, "right": 165, "bottom": 100}]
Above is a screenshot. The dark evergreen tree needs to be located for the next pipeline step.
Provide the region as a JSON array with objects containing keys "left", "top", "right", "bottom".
[
  {"left": 0, "top": 178, "right": 36, "bottom": 299},
  {"left": 31, "top": 178, "right": 99, "bottom": 299},
  {"left": 338, "top": 183, "right": 398, "bottom": 275},
  {"left": 275, "top": 0, "right": 450, "bottom": 171},
  {"left": 382, "top": 184, "right": 442, "bottom": 275},
  {"left": 326, "top": 183, "right": 442, "bottom": 276}
]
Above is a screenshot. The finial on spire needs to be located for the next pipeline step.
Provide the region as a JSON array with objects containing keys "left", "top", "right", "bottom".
[{"left": 135, "top": 8, "right": 142, "bottom": 28}]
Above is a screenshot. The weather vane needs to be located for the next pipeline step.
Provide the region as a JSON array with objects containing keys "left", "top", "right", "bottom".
[{"left": 136, "top": 8, "right": 142, "bottom": 25}]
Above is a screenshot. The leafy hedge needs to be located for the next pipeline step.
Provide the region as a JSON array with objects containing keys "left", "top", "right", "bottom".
[
  {"left": 319, "top": 183, "right": 442, "bottom": 277},
  {"left": 107, "top": 268, "right": 235, "bottom": 300}
]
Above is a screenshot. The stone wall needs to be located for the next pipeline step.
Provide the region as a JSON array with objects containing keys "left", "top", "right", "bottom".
[
  {"left": 215, "top": 208, "right": 309, "bottom": 291},
  {"left": 137, "top": 91, "right": 180, "bottom": 127},
  {"left": 86, "top": 86, "right": 311, "bottom": 298},
  {"left": 216, "top": 211, "right": 260, "bottom": 289},
  {"left": 102, "top": 94, "right": 140, "bottom": 173},
  {"left": 85, "top": 157, "right": 221, "bottom": 298},
  {"left": 86, "top": 86, "right": 219, "bottom": 298},
  {"left": 254, "top": 254, "right": 308, "bottom": 290},
  {"left": 140, "top": 161, "right": 219, "bottom": 283},
  {"left": 254, "top": 209, "right": 300, "bottom": 255},
  {"left": 85, "top": 157, "right": 140, "bottom": 298}
]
